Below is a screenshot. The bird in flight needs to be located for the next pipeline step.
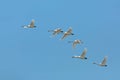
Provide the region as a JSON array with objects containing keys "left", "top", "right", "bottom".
[
  {"left": 72, "top": 39, "right": 83, "bottom": 48},
  {"left": 23, "top": 19, "right": 36, "bottom": 28},
  {"left": 61, "top": 27, "right": 74, "bottom": 40},
  {"left": 93, "top": 56, "right": 108, "bottom": 67},
  {"left": 72, "top": 48, "right": 87, "bottom": 59},
  {"left": 48, "top": 28, "right": 63, "bottom": 37}
]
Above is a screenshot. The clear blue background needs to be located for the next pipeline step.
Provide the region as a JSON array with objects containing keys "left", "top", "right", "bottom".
[{"left": 0, "top": 0, "right": 120, "bottom": 80}]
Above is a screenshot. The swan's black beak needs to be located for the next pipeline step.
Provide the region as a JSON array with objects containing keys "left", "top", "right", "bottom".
[
  {"left": 61, "top": 31, "right": 64, "bottom": 33},
  {"left": 72, "top": 56, "right": 75, "bottom": 58},
  {"left": 105, "top": 65, "right": 107, "bottom": 67},
  {"left": 71, "top": 33, "right": 74, "bottom": 35}
]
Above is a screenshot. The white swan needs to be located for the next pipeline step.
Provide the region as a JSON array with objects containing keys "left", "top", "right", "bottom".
[
  {"left": 93, "top": 56, "right": 107, "bottom": 67},
  {"left": 61, "top": 27, "right": 74, "bottom": 40},
  {"left": 23, "top": 19, "right": 36, "bottom": 28},
  {"left": 48, "top": 28, "right": 63, "bottom": 36},
  {"left": 72, "top": 39, "right": 83, "bottom": 48},
  {"left": 72, "top": 48, "right": 87, "bottom": 59}
]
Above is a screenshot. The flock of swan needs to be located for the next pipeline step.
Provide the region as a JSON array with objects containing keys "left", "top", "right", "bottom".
[{"left": 23, "top": 19, "right": 108, "bottom": 67}]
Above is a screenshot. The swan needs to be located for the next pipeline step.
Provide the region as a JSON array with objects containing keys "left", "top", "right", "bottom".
[
  {"left": 72, "top": 39, "right": 83, "bottom": 48},
  {"left": 93, "top": 56, "right": 107, "bottom": 67},
  {"left": 72, "top": 48, "right": 87, "bottom": 59},
  {"left": 48, "top": 28, "right": 63, "bottom": 36},
  {"left": 23, "top": 19, "right": 36, "bottom": 28},
  {"left": 61, "top": 27, "right": 74, "bottom": 40}
]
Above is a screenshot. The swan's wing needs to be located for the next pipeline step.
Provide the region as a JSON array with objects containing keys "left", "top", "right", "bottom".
[
  {"left": 52, "top": 31, "right": 59, "bottom": 35},
  {"left": 101, "top": 56, "right": 107, "bottom": 65},
  {"left": 67, "top": 27, "right": 72, "bottom": 33},
  {"left": 72, "top": 42, "right": 77, "bottom": 48},
  {"left": 61, "top": 33, "right": 68, "bottom": 40},
  {"left": 30, "top": 19, "right": 35, "bottom": 27},
  {"left": 72, "top": 41, "right": 78, "bottom": 48},
  {"left": 80, "top": 48, "right": 87, "bottom": 58}
]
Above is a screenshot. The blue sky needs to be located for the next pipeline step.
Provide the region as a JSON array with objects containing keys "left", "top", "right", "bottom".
[{"left": 0, "top": 0, "right": 120, "bottom": 80}]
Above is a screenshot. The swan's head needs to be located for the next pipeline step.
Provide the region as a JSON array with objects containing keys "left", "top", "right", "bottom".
[
  {"left": 71, "top": 33, "right": 74, "bottom": 35},
  {"left": 61, "top": 30, "right": 63, "bottom": 33},
  {"left": 93, "top": 62, "right": 96, "bottom": 64},
  {"left": 72, "top": 56, "right": 75, "bottom": 58},
  {"left": 34, "top": 26, "right": 36, "bottom": 28},
  {"left": 84, "top": 57, "right": 87, "bottom": 59},
  {"left": 104, "top": 65, "right": 107, "bottom": 67}
]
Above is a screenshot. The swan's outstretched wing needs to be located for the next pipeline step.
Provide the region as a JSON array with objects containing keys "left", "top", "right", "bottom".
[
  {"left": 61, "top": 32, "right": 68, "bottom": 40},
  {"left": 80, "top": 48, "right": 87, "bottom": 58},
  {"left": 67, "top": 27, "right": 72, "bottom": 34},
  {"left": 72, "top": 40, "right": 81, "bottom": 48},
  {"left": 72, "top": 42, "right": 77, "bottom": 48},
  {"left": 30, "top": 19, "right": 35, "bottom": 27},
  {"left": 101, "top": 56, "right": 107, "bottom": 65},
  {"left": 61, "top": 27, "right": 73, "bottom": 40},
  {"left": 53, "top": 28, "right": 62, "bottom": 35}
]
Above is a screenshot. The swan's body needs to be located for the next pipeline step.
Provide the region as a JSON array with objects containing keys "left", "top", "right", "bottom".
[
  {"left": 72, "top": 48, "right": 87, "bottom": 59},
  {"left": 48, "top": 28, "right": 63, "bottom": 36},
  {"left": 61, "top": 27, "right": 74, "bottom": 40},
  {"left": 23, "top": 19, "right": 36, "bottom": 28},
  {"left": 93, "top": 56, "right": 107, "bottom": 67},
  {"left": 72, "top": 39, "right": 83, "bottom": 48}
]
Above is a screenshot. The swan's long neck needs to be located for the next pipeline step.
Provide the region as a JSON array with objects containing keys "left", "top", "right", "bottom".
[
  {"left": 48, "top": 30, "right": 54, "bottom": 32},
  {"left": 72, "top": 56, "right": 80, "bottom": 58},
  {"left": 93, "top": 62, "right": 100, "bottom": 66},
  {"left": 68, "top": 41, "right": 73, "bottom": 43}
]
